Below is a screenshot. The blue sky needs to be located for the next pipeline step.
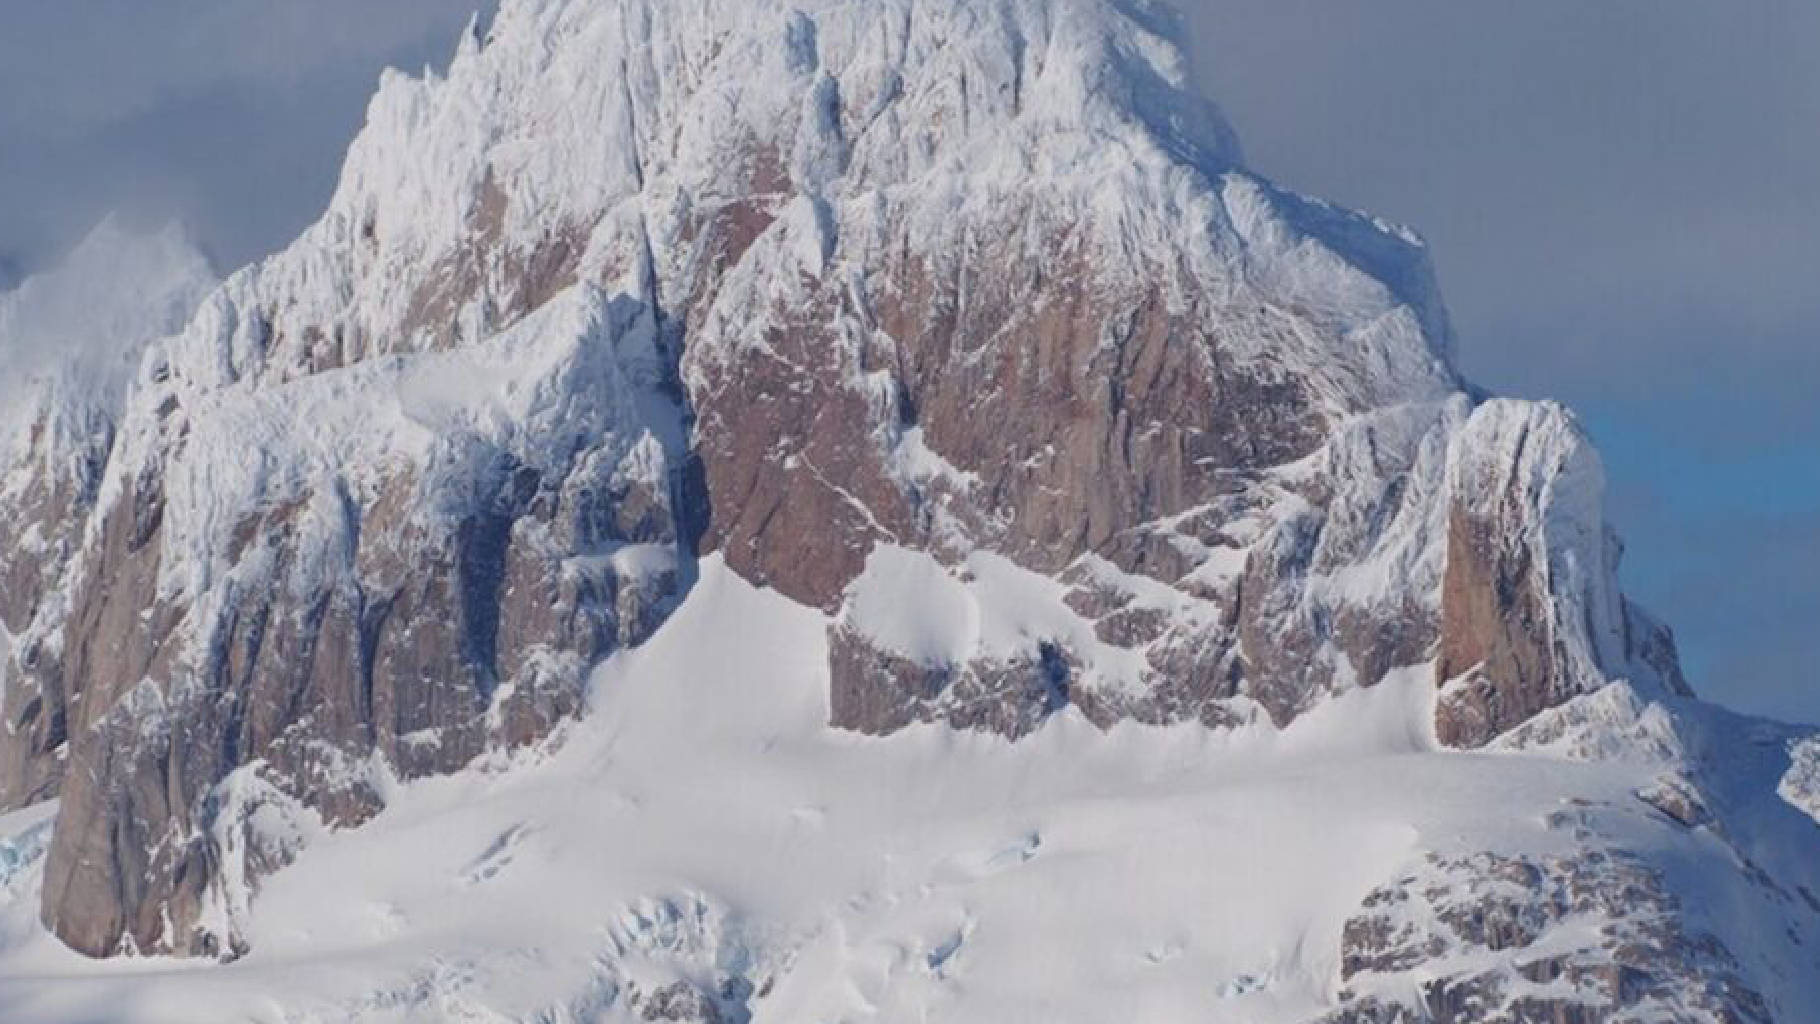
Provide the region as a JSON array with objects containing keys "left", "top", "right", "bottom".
[{"left": 1, "top": 0, "right": 1813, "bottom": 723}]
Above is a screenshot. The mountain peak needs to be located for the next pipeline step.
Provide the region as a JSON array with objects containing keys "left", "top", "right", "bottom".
[{"left": 0, "top": 3, "right": 1813, "bottom": 1021}]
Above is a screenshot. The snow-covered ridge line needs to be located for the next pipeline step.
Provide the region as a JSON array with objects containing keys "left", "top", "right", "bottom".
[
  {"left": 0, "top": 222, "right": 217, "bottom": 813},
  {"left": 0, "top": 2, "right": 1810, "bottom": 1015},
  {"left": 1, "top": 562, "right": 1814, "bottom": 1022}
]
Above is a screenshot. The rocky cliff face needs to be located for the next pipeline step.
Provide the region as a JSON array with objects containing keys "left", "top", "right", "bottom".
[
  {"left": 1323, "top": 845, "right": 1774, "bottom": 1024},
  {"left": 0, "top": 222, "right": 218, "bottom": 812},
  {"left": 0, "top": 0, "right": 1807, "bottom": 1009}
]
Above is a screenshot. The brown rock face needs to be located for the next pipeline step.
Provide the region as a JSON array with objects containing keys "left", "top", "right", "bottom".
[
  {"left": 871, "top": 257, "right": 1325, "bottom": 576},
  {"left": 691, "top": 282, "right": 905, "bottom": 611},
  {"left": 1, "top": 0, "right": 1706, "bottom": 964},
  {"left": 694, "top": 242, "right": 1331, "bottom": 613},
  {"left": 0, "top": 224, "right": 214, "bottom": 817},
  {"left": 22, "top": 228, "right": 692, "bottom": 956},
  {"left": 685, "top": 207, "right": 1687, "bottom": 749},
  {"left": 39, "top": 411, "right": 686, "bottom": 956},
  {"left": 1431, "top": 401, "right": 1691, "bottom": 749},
  {"left": 685, "top": 197, "right": 1447, "bottom": 739},
  {"left": 1434, "top": 503, "right": 1565, "bottom": 748},
  {"left": 2, "top": 405, "right": 179, "bottom": 813},
  {"left": 0, "top": 447, "right": 90, "bottom": 808}
]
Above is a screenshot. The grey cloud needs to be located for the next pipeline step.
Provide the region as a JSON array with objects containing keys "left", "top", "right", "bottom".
[
  {"left": 0, "top": 0, "right": 1812, "bottom": 724},
  {"left": 1180, "top": 0, "right": 1820, "bottom": 408},
  {"left": 1183, "top": 0, "right": 1820, "bottom": 723},
  {"left": 0, "top": 1, "right": 486, "bottom": 135},
  {"left": 0, "top": 0, "right": 493, "bottom": 272}
]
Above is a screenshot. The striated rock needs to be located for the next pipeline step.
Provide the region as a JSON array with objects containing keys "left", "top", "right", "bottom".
[
  {"left": 0, "top": 0, "right": 1766, "bottom": 972},
  {"left": 0, "top": 223, "right": 217, "bottom": 810},
  {"left": 29, "top": 259, "right": 690, "bottom": 955},
  {"left": 1436, "top": 401, "right": 1632, "bottom": 747}
]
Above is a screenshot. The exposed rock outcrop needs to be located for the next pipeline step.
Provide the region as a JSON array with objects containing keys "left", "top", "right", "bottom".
[
  {"left": 0, "top": 0, "right": 1762, "bottom": 975},
  {"left": 1323, "top": 841, "right": 1773, "bottom": 1024},
  {"left": 0, "top": 222, "right": 217, "bottom": 810},
  {"left": 1433, "top": 400, "right": 1693, "bottom": 747},
  {"left": 32, "top": 281, "right": 690, "bottom": 957}
]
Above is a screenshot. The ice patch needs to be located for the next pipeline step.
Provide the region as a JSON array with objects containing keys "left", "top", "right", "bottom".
[{"left": 0, "top": 811, "right": 52, "bottom": 907}]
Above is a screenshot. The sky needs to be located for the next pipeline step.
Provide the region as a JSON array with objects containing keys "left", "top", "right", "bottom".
[
  {"left": 0, "top": 1, "right": 1813, "bottom": 724},
  {"left": 1185, "top": 0, "right": 1820, "bottom": 725},
  {"left": 0, "top": 0, "right": 484, "bottom": 274}
]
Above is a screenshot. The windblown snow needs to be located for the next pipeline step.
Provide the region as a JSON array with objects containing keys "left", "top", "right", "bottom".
[
  {"left": 0, "top": 558, "right": 1806, "bottom": 1024},
  {"left": 0, "top": 0, "right": 1815, "bottom": 1019},
  {"left": 0, "top": 219, "right": 215, "bottom": 468}
]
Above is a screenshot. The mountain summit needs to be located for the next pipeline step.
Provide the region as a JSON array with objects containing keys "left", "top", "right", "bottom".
[{"left": 0, "top": 0, "right": 1813, "bottom": 1021}]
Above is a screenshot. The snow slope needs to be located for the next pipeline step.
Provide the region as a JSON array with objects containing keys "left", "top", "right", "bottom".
[
  {"left": 0, "top": 0, "right": 1815, "bottom": 1016},
  {"left": 0, "top": 559, "right": 1810, "bottom": 1023}
]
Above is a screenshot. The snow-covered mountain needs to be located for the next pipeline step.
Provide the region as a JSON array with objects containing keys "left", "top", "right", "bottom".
[
  {"left": 0, "top": 219, "right": 218, "bottom": 808},
  {"left": 0, "top": 0, "right": 1814, "bottom": 1020}
]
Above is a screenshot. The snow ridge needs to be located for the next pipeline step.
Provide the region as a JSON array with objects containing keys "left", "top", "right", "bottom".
[{"left": 0, "top": 0, "right": 1812, "bottom": 1020}]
